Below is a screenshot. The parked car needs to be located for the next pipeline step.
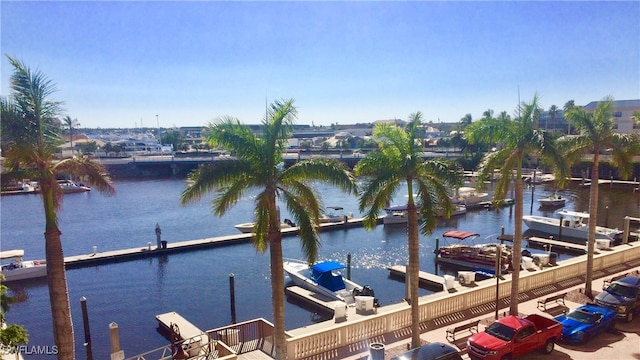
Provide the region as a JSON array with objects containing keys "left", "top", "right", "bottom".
[
  {"left": 594, "top": 276, "right": 640, "bottom": 322},
  {"left": 554, "top": 304, "right": 616, "bottom": 343},
  {"left": 390, "top": 342, "right": 463, "bottom": 360},
  {"left": 467, "top": 314, "right": 563, "bottom": 360}
]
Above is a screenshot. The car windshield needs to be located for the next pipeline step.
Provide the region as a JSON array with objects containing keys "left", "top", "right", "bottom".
[
  {"left": 607, "top": 283, "right": 638, "bottom": 298},
  {"left": 485, "top": 323, "right": 515, "bottom": 341},
  {"left": 567, "top": 309, "right": 599, "bottom": 324}
]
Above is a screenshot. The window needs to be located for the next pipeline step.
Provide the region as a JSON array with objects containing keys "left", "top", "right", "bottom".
[{"left": 614, "top": 111, "right": 622, "bottom": 117}]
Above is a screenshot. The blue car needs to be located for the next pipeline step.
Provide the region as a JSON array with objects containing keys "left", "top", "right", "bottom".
[{"left": 554, "top": 303, "right": 616, "bottom": 343}]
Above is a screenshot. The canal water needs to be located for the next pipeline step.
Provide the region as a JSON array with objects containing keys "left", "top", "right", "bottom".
[{"left": 1, "top": 178, "right": 638, "bottom": 359}]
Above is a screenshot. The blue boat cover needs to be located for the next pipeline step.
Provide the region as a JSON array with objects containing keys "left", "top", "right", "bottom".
[{"left": 311, "top": 261, "right": 347, "bottom": 292}]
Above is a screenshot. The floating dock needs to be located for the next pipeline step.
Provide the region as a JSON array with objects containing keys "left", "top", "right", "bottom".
[
  {"left": 285, "top": 286, "right": 345, "bottom": 314},
  {"left": 526, "top": 236, "right": 587, "bottom": 254},
  {"left": 63, "top": 216, "right": 382, "bottom": 269},
  {"left": 386, "top": 265, "right": 448, "bottom": 291},
  {"left": 156, "top": 311, "right": 205, "bottom": 341}
]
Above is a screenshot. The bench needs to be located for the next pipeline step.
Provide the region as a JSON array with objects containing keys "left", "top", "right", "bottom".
[
  {"left": 603, "top": 273, "right": 628, "bottom": 289},
  {"left": 537, "top": 292, "right": 566, "bottom": 311},
  {"left": 446, "top": 319, "right": 480, "bottom": 342}
]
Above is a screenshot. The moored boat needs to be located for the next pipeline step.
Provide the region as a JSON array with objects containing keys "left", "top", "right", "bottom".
[
  {"left": 539, "top": 193, "right": 566, "bottom": 208},
  {"left": 234, "top": 219, "right": 296, "bottom": 233},
  {"left": 382, "top": 205, "right": 409, "bottom": 225},
  {"left": 57, "top": 179, "right": 91, "bottom": 193},
  {"left": 436, "top": 230, "right": 513, "bottom": 274},
  {"left": 522, "top": 210, "right": 622, "bottom": 241},
  {"left": 283, "top": 259, "right": 373, "bottom": 305},
  {"left": 0, "top": 250, "right": 47, "bottom": 282},
  {"left": 320, "top": 206, "right": 353, "bottom": 223}
]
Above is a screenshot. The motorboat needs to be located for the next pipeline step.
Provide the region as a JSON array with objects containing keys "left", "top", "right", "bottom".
[
  {"left": 451, "top": 187, "right": 489, "bottom": 207},
  {"left": 57, "top": 179, "right": 91, "bottom": 193},
  {"left": 320, "top": 206, "right": 353, "bottom": 223},
  {"left": 1, "top": 180, "right": 38, "bottom": 196},
  {"left": 0, "top": 250, "right": 47, "bottom": 282},
  {"left": 522, "top": 210, "right": 622, "bottom": 241},
  {"left": 234, "top": 219, "right": 296, "bottom": 233},
  {"left": 436, "top": 230, "right": 513, "bottom": 274},
  {"left": 283, "top": 259, "right": 373, "bottom": 305},
  {"left": 539, "top": 193, "right": 566, "bottom": 208},
  {"left": 382, "top": 205, "right": 408, "bottom": 225}
]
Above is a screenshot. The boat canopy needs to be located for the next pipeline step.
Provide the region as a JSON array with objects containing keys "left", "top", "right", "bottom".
[
  {"left": 0, "top": 250, "right": 24, "bottom": 260},
  {"left": 442, "top": 230, "right": 480, "bottom": 240},
  {"left": 312, "top": 261, "right": 347, "bottom": 292},
  {"left": 557, "top": 210, "right": 590, "bottom": 219},
  {"left": 326, "top": 206, "right": 344, "bottom": 211}
]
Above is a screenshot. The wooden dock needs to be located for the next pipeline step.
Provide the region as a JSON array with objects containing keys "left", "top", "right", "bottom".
[
  {"left": 527, "top": 236, "right": 587, "bottom": 253},
  {"left": 285, "top": 286, "right": 345, "bottom": 314},
  {"left": 387, "top": 265, "right": 448, "bottom": 291},
  {"left": 156, "top": 311, "right": 205, "bottom": 341},
  {"left": 63, "top": 216, "right": 382, "bottom": 269}
]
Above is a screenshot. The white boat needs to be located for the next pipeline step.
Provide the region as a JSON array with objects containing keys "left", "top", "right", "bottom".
[
  {"left": 0, "top": 250, "right": 47, "bottom": 282},
  {"left": 58, "top": 179, "right": 91, "bottom": 193},
  {"left": 539, "top": 193, "right": 566, "bottom": 207},
  {"left": 283, "top": 259, "right": 372, "bottom": 304},
  {"left": 451, "top": 186, "right": 489, "bottom": 207},
  {"left": 522, "top": 210, "right": 622, "bottom": 241},
  {"left": 320, "top": 206, "right": 353, "bottom": 223},
  {"left": 234, "top": 219, "right": 295, "bottom": 233},
  {"left": 382, "top": 205, "right": 408, "bottom": 225}
]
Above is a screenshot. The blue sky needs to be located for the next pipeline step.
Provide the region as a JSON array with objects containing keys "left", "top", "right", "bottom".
[{"left": 2, "top": 1, "right": 638, "bottom": 129}]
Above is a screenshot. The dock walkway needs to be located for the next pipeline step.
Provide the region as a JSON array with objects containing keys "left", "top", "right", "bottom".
[{"left": 387, "top": 264, "right": 447, "bottom": 291}]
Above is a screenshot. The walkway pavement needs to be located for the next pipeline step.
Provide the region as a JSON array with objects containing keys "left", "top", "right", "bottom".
[{"left": 344, "top": 266, "right": 640, "bottom": 360}]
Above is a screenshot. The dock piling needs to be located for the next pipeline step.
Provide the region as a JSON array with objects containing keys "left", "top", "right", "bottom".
[
  {"left": 155, "top": 223, "right": 162, "bottom": 250},
  {"left": 81, "top": 296, "right": 93, "bottom": 360},
  {"left": 109, "top": 322, "right": 124, "bottom": 360},
  {"left": 346, "top": 253, "right": 351, "bottom": 280},
  {"left": 229, "top": 273, "right": 236, "bottom": 324}
]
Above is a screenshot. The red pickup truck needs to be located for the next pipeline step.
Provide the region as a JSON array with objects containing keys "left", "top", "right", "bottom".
[{"left": 467, "top": 314, "right": 563, "bottom": 360}]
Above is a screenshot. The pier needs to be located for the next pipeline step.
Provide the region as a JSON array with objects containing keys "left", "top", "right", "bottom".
[
  {"left": 387, "top": 264, "right": 448, "bottom": 291},
  {"left": 63, "top": 217, "right": 380, "bottom": 269}
]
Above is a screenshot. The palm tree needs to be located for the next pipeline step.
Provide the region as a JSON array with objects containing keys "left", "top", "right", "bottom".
[
  {"left": 355, "top": 112, "right": 461, "bottom": 349},
  {"left": 1, "top": 55, "right": 115, "bottom": 360},
  {"left": 562, "top": 97, "right": 640, "bottom": 297},
  {"left": 459, "top": 113, "right": 473, "bottom": 128},
  {"left": 180, "top": 99, "right": 357, "bottom": 360},
  {"left": 62, "top": 115, "right": 80, "bottom": 155},
  {"left": 465, "top": 94, "right": 566, "bottom": 315},
  {"left": 631, "top": 110, "right": 640, "bottom": 128},
  {"left": 564, "top": 100, "right": 576, "bottom": 134}
]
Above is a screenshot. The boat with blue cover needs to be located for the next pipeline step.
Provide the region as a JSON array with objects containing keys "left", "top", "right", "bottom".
[{"left": 283, "top": 259, "right": 370, "bottom": 304}]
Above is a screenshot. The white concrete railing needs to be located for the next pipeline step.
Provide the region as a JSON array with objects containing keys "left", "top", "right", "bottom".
[{"left": 286, "top": 242, "right": 640, "bottom": 359}]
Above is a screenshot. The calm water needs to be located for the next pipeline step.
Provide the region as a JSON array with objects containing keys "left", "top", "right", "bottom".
[{"left": 1, "top": 178, "right": 638, "bottom": 359}]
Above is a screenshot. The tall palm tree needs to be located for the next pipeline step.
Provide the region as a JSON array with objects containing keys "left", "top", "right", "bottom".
[
  {"left": 180, "top": 99, "right": 357, "bottom": 360},
  {"left": 564, "top": 100, "right": 576, "bottom": 135},
  {"left": 465, "top": 94, "right": 566, "bottom": 315},
  {"left": 1, "top": 55, "right": 115, "bottom": 360},
  {"left": 562, "top": 97, "right": 640, "bottom": 297},
  {"left": 548, "top": 105, "right": 558, "bottom": 131},
  {"left": 355, "top": 112, "right": 461, "bottom": 349},
  {"left": 62, "top": 115, "right": 80, "bottom": 155}
]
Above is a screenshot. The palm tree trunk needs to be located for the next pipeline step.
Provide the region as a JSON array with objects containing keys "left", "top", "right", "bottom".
[
  {"left": 42, "top": 188, "right": 75, "bottom": 360},
  {"left": 269, "top": 236, "right": 286, "bottom": 360},
  {"left": 510, "top": 168, "right": 524, "bottom": 315},
  {"left": 585, "top": 155, "right": 600, "bottom": 297},
  {"left": 407, "top": 202, "right": 420, "bottom": 349}
]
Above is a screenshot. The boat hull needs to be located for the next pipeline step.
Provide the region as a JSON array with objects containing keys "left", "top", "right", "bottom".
[
  {"left": 1, "top": 261, "right": 47, "bottom": 282},
  {"left": 522, "top": 215, "right": 621, "bottom": 240},
  {"left": 283, "top": 260, "right": 361, "bottom": 304}
]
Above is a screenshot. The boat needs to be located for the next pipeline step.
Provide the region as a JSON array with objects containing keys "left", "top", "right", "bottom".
[
  {"left": 539, "top": 193, "right": 566, "bottom": 208},
  {"left": 436, "top": 230, "right": 513, "bottom": 274},
  {"left": 320, "top": 206, "right": 353, "bottom": 223},
  {"left": 0, "top": 250, "right": 47, "bottom": 282},
  {"left": 382, "top": 205, "right": 409, "bottom": 225},
  {"left": 522, "top": 210, "right": 623, "bottom": 241},
  {"left": 451, "top": 186, "right": 489, "bottom": 207},
  {"left": 283, "top": 259, "right": 373, "bottom": 305},
  {"left": 234, "top": 219, "right": 296, "bottom": 233},
  {"left": 57, "top": 179, "right": 91, "bottom": 193}
]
